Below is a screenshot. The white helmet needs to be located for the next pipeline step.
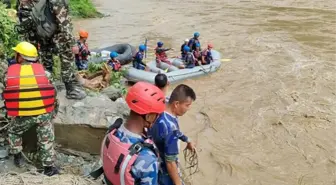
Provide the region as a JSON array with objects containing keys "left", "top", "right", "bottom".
[{"left": 184, "top": 38, "right": 189, "bottom": 42}]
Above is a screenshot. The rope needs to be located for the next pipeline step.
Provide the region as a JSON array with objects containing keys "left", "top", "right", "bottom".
[{"left": 183, "top": 148, "right": 199, "bottom": 177}]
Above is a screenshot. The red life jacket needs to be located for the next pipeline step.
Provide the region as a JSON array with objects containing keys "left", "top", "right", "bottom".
[
  {"left": 97, "top": 119, "right": 159, "bottom": 185},
  {"left": 76, "top": 41, "right": 90, "bottom": 61},
  {"left": 108, "top": 59, "right": 121, "bottom": 71},
  {"left": 3, "top": 63, "right": 56, "bottom": 116},
  {"left": 155, "top": 47, "right": 168, "bottom": 61},
  {"left": 193, "top": 50, "right": 201, "bottom": 59}
]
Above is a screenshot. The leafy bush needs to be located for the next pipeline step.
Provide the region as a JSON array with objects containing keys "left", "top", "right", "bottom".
[
  {"left": 69, "top": 0, "right": 103, "bottom": 18},
  {"left": 87, "top": 61, "right": 127, "bottom": 94},
  {"left": 0, "top": 4, "right": 19, "bottom": 59}
]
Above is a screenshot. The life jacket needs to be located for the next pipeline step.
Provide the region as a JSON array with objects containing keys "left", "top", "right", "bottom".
[
  {"left": 193, "top": 50, "right": 201, "bottom": 60},
  {"left": 202, "top": 49, "right": 213, "bottom": 63},
  {"left": 2, "top": 63, "right": 56, "bottom": 117},
  {"left": 188, "top": 38, "right": 200, "bottom": 51},
  {"left": 90, "top": 118, "right": 159, "bottom": 185},
  {"left": 184, "top": 52, "right": 195, "bottom": 65},
  {"left": 155, "top": 47, "right": 168, "bottom": 62},
  {"left": 31, "top": 0, "right": 68, "bottom": 39},
  {"left": 75, "top": 41, "right": 90, "bottom": 61},
  {"left": 107, "top": 59, "right": 121, "bottom": 71}
]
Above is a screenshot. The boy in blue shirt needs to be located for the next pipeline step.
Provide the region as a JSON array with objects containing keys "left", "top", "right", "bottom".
[{"left": 149, "top": 84, "right": 196, "bottom": 185}]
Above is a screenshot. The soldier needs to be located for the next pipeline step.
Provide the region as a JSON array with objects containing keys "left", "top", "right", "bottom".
[
  {"left": 1, "top": 42, "right": 59, "bottom": 176},
  {"left": 16, "top": 0, "right": 86, "bottom": 100}
]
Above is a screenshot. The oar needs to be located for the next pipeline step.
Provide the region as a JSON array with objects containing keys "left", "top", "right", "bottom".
[{"left": 221, "top": 58, "right": 231, "bottom": 62}]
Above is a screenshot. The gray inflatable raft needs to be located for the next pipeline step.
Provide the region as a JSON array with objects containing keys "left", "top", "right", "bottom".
[
  {"left": 89, "top": 43, "right": 136, "bottom": 65},
  {"left": 125, "top": 50, "right": 221, "bottom": 84}
]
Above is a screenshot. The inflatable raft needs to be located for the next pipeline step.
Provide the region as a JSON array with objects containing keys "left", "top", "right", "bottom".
[
  {"left": 89, "top": 43, "right": 136, "bottom": 65},
  {"left": 125, "top": 50, "right": 221, "bottom": 84}
]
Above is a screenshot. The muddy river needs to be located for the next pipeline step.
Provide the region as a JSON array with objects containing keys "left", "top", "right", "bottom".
[{"left": 75, "top": 0, "right": 336, "bottom": 184}]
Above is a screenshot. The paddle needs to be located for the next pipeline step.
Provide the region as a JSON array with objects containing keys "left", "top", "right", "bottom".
[
  {"left": 221, "top": 58, "right": 231, "bottom": 62},
  {"left": 144, "top": 38, "right": 148, "bottom": 59}
]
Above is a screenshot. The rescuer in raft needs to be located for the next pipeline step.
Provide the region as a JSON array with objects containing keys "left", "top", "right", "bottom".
[
  {"left": 72, "top": 30, "right": 91, "bottom": 71},
  {"left": 107, "top": 51, "right": 121, "bottom": 72},
  {"left": 90, "top": 81, "right": 165, "bottom": 185},
  {"left": 0, "top": 42, "right": 59, "bottom": 176},
  {"left": 155, "top": 41, "right": 172, "bottom": 67},
  {"left": 201, "top": 43, "right": 214, "bottom": 65},
  {"left": 133, "top": 44, "right": 148, "bottom": 71}
]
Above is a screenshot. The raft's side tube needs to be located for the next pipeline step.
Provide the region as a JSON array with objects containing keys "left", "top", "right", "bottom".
[{"left": 90, "top": 43, "right": 136, "bottom": 65}]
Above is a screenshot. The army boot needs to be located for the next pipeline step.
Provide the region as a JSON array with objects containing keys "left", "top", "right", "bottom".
[
  {"left": 44, "top": 166, "right": 60, "bottom": 176},
  {"left": 64, "top": 80, "right": 86, "bottom": 100},
  {"left": 13, "top": 153, "right": 25, "bottom": 167}
]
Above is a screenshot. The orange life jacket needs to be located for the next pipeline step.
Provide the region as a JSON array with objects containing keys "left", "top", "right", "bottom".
[{"left": 3, "top": 63, "right": 56, "bottom": 117}]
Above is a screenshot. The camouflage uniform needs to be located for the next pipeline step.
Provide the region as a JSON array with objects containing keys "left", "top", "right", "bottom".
[
  {"left": 0, "top": 61, "right": 57, "bottom": 167},
  {"left": 7, "top": 113, "right": 55, "bottom": 166},
  {"left": 16, "top": 0, "right": 86, "bottom": 99}
]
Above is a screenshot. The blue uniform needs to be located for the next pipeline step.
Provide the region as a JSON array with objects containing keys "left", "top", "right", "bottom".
[
  {"left": 133, "top": 51, "right": 147, "bottom": 70},
  {"left": 149, "top": 112, "right": 189, "bottom": 185},
  {"left": 112, "top": 124, "right": 159, "bottom": 185},
  {"left": 188, "top": 38, "right": 200, "bottom": 51}
]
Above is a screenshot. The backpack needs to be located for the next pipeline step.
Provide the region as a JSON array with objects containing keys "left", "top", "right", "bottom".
[{"left": 31, "top": 0, "right": 67, "bottom": 38}]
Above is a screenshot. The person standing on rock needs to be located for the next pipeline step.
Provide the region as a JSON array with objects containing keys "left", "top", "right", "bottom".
[
  {"left": 0, "top": 42, "right": 59, "bottom": 176},
  {"left": 72, "top": 30, "right": 90, "bottom": 71},
  {"left": 15, "top": 0, "right": 86, "bottom": 100},
  {"left": 149, "top": 84, "right": 196, "bottom": 185},
  {"left": 92, "top": 82, "right": 166, "bottom": 185}
]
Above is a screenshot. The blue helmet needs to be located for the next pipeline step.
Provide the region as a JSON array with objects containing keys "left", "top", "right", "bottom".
[
  {"left": 194, "top": 32, "right": 200, "bottom": 37},
  {"left": 110, "top": 51, "right": 118, "bottom": 58},
  {"left": 157, "top": 41, "right": 164, "bottom": 47},
  {"left": 139, "top": 44, "right": 146, "bottom": 52},
  {"left": 195, "top": 43, "right": 201, "bottom": 47},
  {"left": 183, "top": 46, "right": 190, "bottom": 52}
]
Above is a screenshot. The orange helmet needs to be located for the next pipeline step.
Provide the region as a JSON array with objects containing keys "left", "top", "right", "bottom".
[
  {"left": 208, "top": 43, "right": 213, "bottom": 49},
  {"left": 79, "top": 30, "right": 89, "bottom": 38}
]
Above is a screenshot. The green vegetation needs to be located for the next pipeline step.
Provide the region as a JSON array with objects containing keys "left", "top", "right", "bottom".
[
  {"left": 0, "top": 3, "right": 20, "bottom": 59},
  {"left": 70, "top": 0, "right": 103, "bottom": 18},
  {"left": 8, "top": 0, "right": 102, "bottom": 18},
  {"left": 87, "top": 62, "right": 128, "bottom": 95}
]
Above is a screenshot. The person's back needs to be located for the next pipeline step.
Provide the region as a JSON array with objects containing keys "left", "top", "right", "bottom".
[
  {"left": 111, "top": 123, "right": 158, "bottom": 184},
  {"left": 97, "top": 82, "right": 166, "bottom": 185}
]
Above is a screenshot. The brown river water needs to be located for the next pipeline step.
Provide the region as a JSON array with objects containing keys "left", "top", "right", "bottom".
[{"left": 74, "top": 0, "right": 336, "bottom": 184}]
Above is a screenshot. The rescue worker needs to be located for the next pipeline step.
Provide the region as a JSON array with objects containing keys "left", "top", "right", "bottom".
[
  {"left": 188, "top": 32, "right": 201, "bottom": 51},
  {"left": 155, "top": 41, "right": 172, "bottom": 68},
  {"left": 180, "top": 39, "right": 189, "bottom": 59},
  {"left": 183, "top": 46, "right": 196, "bottom": 69},
  {"left": 107, "top": 51, "right": 121, "bottom": 72},
  {"left": 73, "top": 30, "right": 90, "bottom": 71},
  {"left": 149, "top": 84, "right": 196, "bottom": 185},
  {"left": 92, "top": 81, "right": 166, "bottom": 185},
  {"left": 201, "top": 43, "right": 214, "bottom": 65},
  {"left": 0, "top": 42, "right": 59, "bottom": 176},
  {"left": 192, "top": 43, "right": 202, "bottom": 65},
  {"left": 15, "top": 0, "right": 86, "bottom": 100},
  {"left": 133, "top": 44, "right": 148, "bottom": 70}
]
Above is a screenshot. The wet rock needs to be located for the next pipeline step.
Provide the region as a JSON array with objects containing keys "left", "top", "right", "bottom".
[
  {"left": 51, "top": 90, "right": 129, "bottom": 154},
  {"left": 101, "top": 86, "right": 122, "bottom": 101},
  {"left": 0, "top": 146, "right": 8, "bottom": 158}
]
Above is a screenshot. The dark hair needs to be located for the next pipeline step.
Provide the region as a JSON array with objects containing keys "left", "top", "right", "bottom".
[
  {"left": 155, "top": 73, "right": 168, "bottom": 89},
  {"left": 168, "top": 84, "right": 196, "bottom": 104}
]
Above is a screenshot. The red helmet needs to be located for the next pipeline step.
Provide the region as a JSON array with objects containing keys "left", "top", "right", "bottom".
[
  {"left": 208, "top": 43, "right": 213, "bottom": 49},
  {"left": 126, "top": 82, "right": 165, "bottom": 115}
]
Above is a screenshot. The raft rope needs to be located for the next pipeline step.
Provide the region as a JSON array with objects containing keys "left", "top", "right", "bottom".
[{"left": 183, "top": 148, "right": 199, "bottom": 177}]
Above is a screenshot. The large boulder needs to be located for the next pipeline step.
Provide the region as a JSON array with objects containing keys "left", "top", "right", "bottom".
[{"left": 52, "top": 90, "right": 130, "bottom": 154}]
